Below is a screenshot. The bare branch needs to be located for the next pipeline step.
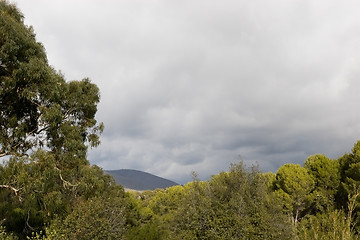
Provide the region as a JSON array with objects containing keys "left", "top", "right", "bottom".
[
  {"left": 35, "top": 125, "right": 49, "bottom": 135},
  {"left": 55, "top": 167, "right": 78, "bottom": 189},
  {"left": 0, "top": 152, "right": 8, "bottom": 158},
  {"left": 25, "top": 210, "right": 35, "bottom": 232},
  {"left": 0, "top": 184, "right": 22, "bottom": 202},
  {"left": 0, "top": 148, "right": 13, "bottom": 158},
  {"left": 0, "top": 122, "right": 49, "bottom": 159}
]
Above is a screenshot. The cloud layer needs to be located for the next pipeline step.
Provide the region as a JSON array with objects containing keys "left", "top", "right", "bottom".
[{"left": 14, "top": 0, "right": 360, "bottom": 183}]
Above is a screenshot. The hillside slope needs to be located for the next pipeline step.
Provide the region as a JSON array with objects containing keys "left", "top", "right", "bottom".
[{"left": 105, "top": 169, "right": 178, "bottom": 191}]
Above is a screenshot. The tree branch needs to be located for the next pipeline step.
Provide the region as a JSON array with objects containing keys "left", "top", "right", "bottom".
[
  {"left": 0, "top": 184, "right": 22, "bottom": 202},
  {"left": 0, "top": 148, "right": 13, "bottom": 158},
  {"left": 0, "top": 123, "right": 48, "bottom": 158},
  {"left": 0, "top": 152, "right": 8, "bottom": 158},
  {"left": 55, "top": 167, "right": 78, "bottom": 189}
]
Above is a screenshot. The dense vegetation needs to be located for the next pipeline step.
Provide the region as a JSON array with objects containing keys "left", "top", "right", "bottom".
[{"left": 1, "top": 1, "right": 360, "bottom": 239}]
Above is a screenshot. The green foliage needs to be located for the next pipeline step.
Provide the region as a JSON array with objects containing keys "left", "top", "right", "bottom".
[
  {"left": 123, "top": 189, "right": 168, "bottom": 240},
  {"left": 296, "top": 189, "right": 360, "bottom": 240},
  {"left": 148, "top": 185, "right": 186, "bottom": 219},
  {"left": 338, "top": 141, "right": 360, "bottom": 208},
  {"left": 304, "top": 154, "right": 340, "bottom": 190},
  {"left": 0, "top": 151, "right": 126, "bottom": 238},
  {"left": 0, "top": 0, "right": 103, "bottom": 160},
  {"left": 0, "top": 1, "right": 108, "bottom": 238},
  {"left": 3, "top": 2, "right": 360, "bottom": 239},
  {"left": 144, "top": 163, "right": 294, "bottom": 240},
  {"left": 0, "top": 225, "right": 18, "bottom": 240},
  {"left": 296, "top": 210, "right": 357, "bottom": 240},
  {"left": 43, "top": 196, "right": 127, "bottom": 240},
  {"left": 126, "top": 221, "right": 164, "bottom": 240},
  {"left": 274, "top": 164, "right": 315, "bottom": 223},
  {"left": 304, "top": 154, "right": 340, "bottom": 213}
]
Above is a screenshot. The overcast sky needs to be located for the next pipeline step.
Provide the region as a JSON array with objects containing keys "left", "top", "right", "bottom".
[{"left": 12, "top": 0, "right": 360, "bottom": 184}]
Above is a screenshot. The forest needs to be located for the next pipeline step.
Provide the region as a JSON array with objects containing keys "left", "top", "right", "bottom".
[{"left": 1, "top": 1, "right": 360, "bottom": 239}]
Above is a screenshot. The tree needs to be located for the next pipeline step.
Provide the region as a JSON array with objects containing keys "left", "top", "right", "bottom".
[
  {"left": 304, "top": 154, "right": 340, "bottom": 213},
  {"left": 337, "top": 141, "right": 360, "bottom": 223},
  {"left": 0, "top": 150, "right": 126, "bottom": 238},
  {"left": 0, "top": 0, "right": 103, "bottom": 162},
  {"left": 295, "top": 210, "right": 357, "bottom": 240},
  {"left": 43, "top": 196, "right": 127, "bottom": 240},
  {"left": 163, "top": 162, "right": 294, "bottom": 240},
  {"left": 0, "top": 0, "right": 103, "bottom": 201},
  {"left": 274, "top": 164, "right": 315, "bottom": 223},
  {"left": 0, "top": 1, "right": 110, "bottom": 238},
  {"left": 295, "top": 190, "right": 360, "bottom": 240}
]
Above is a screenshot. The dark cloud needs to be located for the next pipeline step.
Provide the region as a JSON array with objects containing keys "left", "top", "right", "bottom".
[{"left": 13, "top": 0, "right": 360, "bottom": 183}]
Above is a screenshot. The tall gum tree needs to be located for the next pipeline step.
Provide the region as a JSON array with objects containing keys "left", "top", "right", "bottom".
[
  {"left": 0, "top": 1, "right": 110, "bottom": 237},
  {"left": 0, "top": 0, "right": 103, "bottom": 162}
]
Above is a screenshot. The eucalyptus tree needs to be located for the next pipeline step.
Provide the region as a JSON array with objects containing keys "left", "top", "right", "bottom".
[
  {"left": 0, "top": 0, "right": 103, "bottom": 162},
  {"left": 0, "top": 1, "right": 116, "bottom": 238}
]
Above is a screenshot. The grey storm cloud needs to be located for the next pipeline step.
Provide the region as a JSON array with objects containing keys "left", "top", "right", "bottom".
[{"left": 13, "top": 0, "right": 360, "bottom": 183}]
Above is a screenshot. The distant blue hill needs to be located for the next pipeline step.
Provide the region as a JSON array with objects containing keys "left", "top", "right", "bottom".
[{"left": 105, "top": 169, "right": 179, "bottom": 191}]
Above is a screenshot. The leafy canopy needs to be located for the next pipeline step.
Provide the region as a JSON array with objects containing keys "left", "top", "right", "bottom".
[{"left": 0, "top": 0, "right": 103, "bottom": 161}]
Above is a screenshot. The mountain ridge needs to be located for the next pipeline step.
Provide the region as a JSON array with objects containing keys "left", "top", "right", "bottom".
[{"left": 105, "top": 169, "right": 179, "bottom": 191}]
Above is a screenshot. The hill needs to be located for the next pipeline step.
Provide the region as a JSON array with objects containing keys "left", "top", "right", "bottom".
[{"left": 105, "top": 169, "right": 179, "bottom": 191}]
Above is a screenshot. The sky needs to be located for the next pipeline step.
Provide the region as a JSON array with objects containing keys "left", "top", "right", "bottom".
[{"left": 12, "top": 0, "right": 360, "bottom": 184}]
